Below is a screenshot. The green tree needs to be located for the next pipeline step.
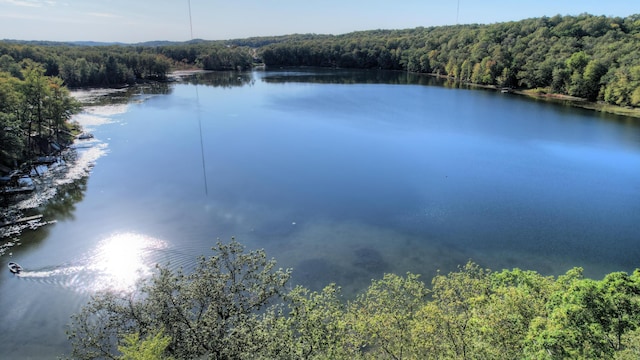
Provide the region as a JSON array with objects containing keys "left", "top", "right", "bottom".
[
  {"left": 349, "top": 273, "right": 428, "bottom": 359},
  {"left": 20, "top": 61, "right": 49, "bottom": 152},
  {"left": 603, "top": 66, "right": 640, "bottom": 106},
  {"left": 551, "top": 66, "right": 570, "bottom": 93},
  {"left": 566, "top": 51, "right": 590, "bottom": 74},
  {"left": 525, "top": 270, "right": 640, "bottom": 359},
  {"left": 616, "top": 327, "right": 640, "bottom": 359},
  {"left": 460, "top": 59, "right": 473, "bottom": 82},
  {"left": 0, "top": 54, "right": 23, "bottom": 78},
  {"left": 45, "top": 76, "right": 80, "bottom": 143},
  {"left": 477, "top": 269, "right": 555, "bottom": 359},
  {"left": 414, "top": 262, "right": 491, "bottom": 359},
  {"left": 67, "top": 238, "right": 292, "bottom": 360},
  {"left": 582, "top": 59, "right": 607, "bottom": 100},
  {"left": 0, "top": 72, "right": 25, "bottom": 167},
  {"left": 118, "top": 330, "right": 174, "bottom": 360},
  {"left": 262, "top": 284, "right": 355, "bottom": 359}
]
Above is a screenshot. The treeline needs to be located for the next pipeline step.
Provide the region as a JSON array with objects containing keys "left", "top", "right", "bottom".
[
  {"left": 0, "top": 41, "right": 255, "bottom": 87},
  {"left": 258, "top": 14, "right": 640, "bottom": 106},
  {"left": 2, "top": 14, "right": 639, "bottom": 106},
  {"left": 68, "top": 239, "right": 640, "bottom": 359},
  {"left": 0, "top": 43, "right": 172, "bottom": 86},
  {"left": 0, "top": 60, "right": 80, "bottom": 170}
]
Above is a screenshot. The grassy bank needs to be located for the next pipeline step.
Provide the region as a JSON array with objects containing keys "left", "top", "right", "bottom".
[{"left": 518, "top": 89, "right": 640, "bottom": 119}]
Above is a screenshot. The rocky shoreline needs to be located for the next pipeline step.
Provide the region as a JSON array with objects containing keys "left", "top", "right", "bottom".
[
  {"left": 0, "top": 85, "right": 128, "bottom": 254},
  {"left": 0, "top": 129, "right": 106, "bottom": 255}
]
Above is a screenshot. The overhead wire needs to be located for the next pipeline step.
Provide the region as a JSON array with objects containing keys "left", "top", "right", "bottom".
[{"left": 189, "top": 0, "right": 209, "bottom": 195}]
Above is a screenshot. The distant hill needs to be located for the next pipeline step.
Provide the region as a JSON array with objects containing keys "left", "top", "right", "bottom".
[
  {"left": 0, "top": 39, "right": 211, "bottom": 47},
  {"left": 67, "top": 41, "right": 128, "bottom": 47}
]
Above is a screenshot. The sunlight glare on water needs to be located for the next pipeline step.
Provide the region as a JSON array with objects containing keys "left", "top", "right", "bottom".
[{"left": 86, "top": 232, "right": 167, "bottom": 292}]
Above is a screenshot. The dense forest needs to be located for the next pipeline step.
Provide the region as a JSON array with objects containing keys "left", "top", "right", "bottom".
[
  {"left": 68, "top": 239, "right": 640, "bottom": 360},
  {"left": 2, "top": 13, "right": 640, "bottom": 105},
  {"left": 0, "top": 41, "right": 253, "bottom": 87},
  {"left": 256, "top": 13, "right": 640, "bottom": 106},
  {"left": 0, "top": 61, "right": 79, "bottom": 172}
]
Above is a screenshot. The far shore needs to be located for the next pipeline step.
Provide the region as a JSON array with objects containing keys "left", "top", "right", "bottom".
[
  {"left": 427, "top": 73, "right": 640, "bottom": 120},
  {"left": 515, "top": 89, "right": 640, "bottom": 119},
  {"left": 167, "top": 68, "right": 640, "bottom": 119}
]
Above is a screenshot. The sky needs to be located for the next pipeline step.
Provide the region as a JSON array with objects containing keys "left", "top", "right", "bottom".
[{"left": 0, "top": 0, "right": 638, "bottom": 43}]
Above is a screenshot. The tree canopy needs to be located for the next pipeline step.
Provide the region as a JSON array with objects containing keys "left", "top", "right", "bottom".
[
  {"left": 68, "top": 239, "right": 640, "bottom": 359},
  {"left": 0, "top": 60, "right": 80, "bottom": 170},
  {"left": 257, "top": 14, "right": 640, "bottom": 105},
  {"left": 67, "top": 239, "right": 292, "bottom": 360}
]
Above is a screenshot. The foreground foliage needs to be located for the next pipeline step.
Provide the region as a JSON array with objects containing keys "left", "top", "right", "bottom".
[
  {"left": 68, "top": 239, "right": 640, "bottom": 359},
  {"left": 117, "top": 330, "right": 173, "bottom": 360},
  {"left": 68, "top": 239, "right": 291, "bottom": 359}
]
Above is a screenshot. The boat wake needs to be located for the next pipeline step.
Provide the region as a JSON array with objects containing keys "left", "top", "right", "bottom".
[
  {"left": 14, "top": 265, "right": 87, "bottom": 289},
  {"left": 16, "top": 265, "right": 83, "bottom": 280},
  {"left": 12, "top": 233, "right": 197, "bottom": 293}
]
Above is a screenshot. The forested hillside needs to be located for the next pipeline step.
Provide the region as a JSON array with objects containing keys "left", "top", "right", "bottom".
[
  {"left": 0, "top": 42, "right": 253, "bottom": 87},
  {"left": 2, "top": 14, "right": 639, "bottom": 106},
  {"left": 258, "top": 14, "right": 640, "bottom": 105}
]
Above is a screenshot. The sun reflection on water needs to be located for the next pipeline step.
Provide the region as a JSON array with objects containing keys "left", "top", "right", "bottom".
[{"left": 87, "top": 232, "right": 167, "bottom": 292}]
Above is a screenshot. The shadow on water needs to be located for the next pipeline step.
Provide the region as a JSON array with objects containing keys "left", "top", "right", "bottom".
[
  {"left": 181, "top": 71, "right": 256, "bottom": 88},
  {"left": 42, "top": 176, "right": 88, "bottom": 222},
  {"left": 73, "top": 72, "right": 255, "bottom": 108},
  {"left": 72, "top": 81, "right": 173, "bottom": 107},
  {"left": 0, "top": 139, "right": 97, "bottom": 288},
  {"left": 261, "top": 68, "right": 440, "bottom": 86},
  {"left": 0, "top": 176, "right": 89, "bottom": 263}
]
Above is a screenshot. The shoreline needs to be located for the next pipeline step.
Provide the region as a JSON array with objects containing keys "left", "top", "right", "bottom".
[
  {"left": 514, "top": 89, "right": 640, "bottom": 119},
  {"left": 0, "top": 91, "right": 111, "bottom": 246},
  {"left": 71, "top": 68, "right": 640, "bottom": 120},
  {"left": 426, "top": 72, "right": 640, "bottom": 119}
]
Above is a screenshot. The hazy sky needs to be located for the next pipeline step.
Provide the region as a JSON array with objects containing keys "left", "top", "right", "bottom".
[{"left": 0, "top": 0, "right": 638, "bottom": 43}]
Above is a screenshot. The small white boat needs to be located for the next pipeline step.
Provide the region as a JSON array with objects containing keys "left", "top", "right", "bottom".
[{"left": 8, "top": 262, "right": 22, "bottom": 274}]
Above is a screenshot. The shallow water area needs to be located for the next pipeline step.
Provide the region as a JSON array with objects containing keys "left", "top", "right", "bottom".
[{"left": 1, "top": 69, "right": 640, "bottom": 358}]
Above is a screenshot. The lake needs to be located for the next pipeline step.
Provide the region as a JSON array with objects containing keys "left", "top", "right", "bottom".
[{"left": 2, "top": 68, "right": 640, "bottom": 358}]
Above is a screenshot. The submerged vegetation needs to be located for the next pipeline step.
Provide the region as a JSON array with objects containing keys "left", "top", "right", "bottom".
[{"left": 68, "top": 239, "right": 640, "bottom": 360}]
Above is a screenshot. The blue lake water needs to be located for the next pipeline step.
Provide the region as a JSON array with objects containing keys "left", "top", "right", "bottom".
[{"left": 1, "top": 69, "right": 640, "bottom": 358}]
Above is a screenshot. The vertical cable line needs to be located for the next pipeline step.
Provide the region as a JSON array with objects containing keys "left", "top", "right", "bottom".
[
  {"left": 456, "top": 0, "right": 460, "bottom": 25},
  {"left": 189, "top": 0, "right": 208, "bottom": 195},
  {"left": 196, "top": 87, "right": 208, "bottom": 195},
  {"left": 188, "top": 0, "right": 194, "bottom": 40}
]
